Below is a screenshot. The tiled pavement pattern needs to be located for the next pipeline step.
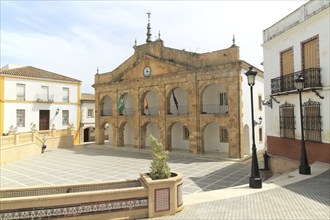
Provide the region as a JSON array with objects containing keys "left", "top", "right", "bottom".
[
  {"left": 0, "top": 144, "right": 252, "bottom": 195},
  {"left": 151, "top": 169, "right": 330, "bottom": 220},
  {"left": 1, "top": 144, "right": 329, "bottom": 220}
]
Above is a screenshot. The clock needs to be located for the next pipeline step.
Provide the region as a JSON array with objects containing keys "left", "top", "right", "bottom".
[{"left": 143, "top": 66, "right": 151, "bottom": 77}]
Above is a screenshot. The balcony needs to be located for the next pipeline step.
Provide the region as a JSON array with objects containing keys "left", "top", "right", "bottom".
[
  {"left": 119, "top": 108, "right": 134, "bottom": 116},
  {"left": 168, "top": 105, "right": 188, "bottom": 115},
  {"left": 36, "top": 94, "right": 54, "bottom": 102},
  {"left": 16, "top": 93, "right": 25, "bottom": 100},
  {"left": 62, "top": 96, "right": 69, "bottom": 102},
  {"left": 143, "top": 107, "right": 159, "bottom": 116},
  {"left": 271, "top": 68, "right": 322, "bottom": 94},
  {"left": 201, "top": 104, "right": 228, "bottom": 114}
]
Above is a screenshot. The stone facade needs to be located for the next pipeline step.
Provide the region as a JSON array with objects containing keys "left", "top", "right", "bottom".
[{"left": 93, "top": 39, "right": 263, "bottom": 158}]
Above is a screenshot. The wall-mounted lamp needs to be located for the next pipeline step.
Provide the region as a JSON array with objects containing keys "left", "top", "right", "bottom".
[
  {"left": 261, "top": 99, "right": 272, "bottom": 108},
  {"left": 261, "top": 96, "right": 280, "bottom": 109},
  {"left": 254, "top": 116, "right": 262, "bottom": 126},
  {"left": 55, "top": 108, "right": 60, "bottom": 116}
]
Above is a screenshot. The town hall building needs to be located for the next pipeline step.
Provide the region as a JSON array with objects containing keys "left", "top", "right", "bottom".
[{"left": 93, "top": 17, "right": 264, "bottom": 158}]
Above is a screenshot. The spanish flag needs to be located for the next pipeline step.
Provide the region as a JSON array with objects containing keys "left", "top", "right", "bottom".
[{"left": 144, "top": 98, "right": 149, "bottom": 110}]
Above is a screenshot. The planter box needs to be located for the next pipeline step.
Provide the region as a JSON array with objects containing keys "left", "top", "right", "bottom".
[{"left": 140, "top": 172, "right": 184, "bottom": 218}]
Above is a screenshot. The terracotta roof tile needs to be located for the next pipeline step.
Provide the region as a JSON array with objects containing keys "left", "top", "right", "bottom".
[{"left": 0, "top": 66, "right": 80, "bottom": 83}]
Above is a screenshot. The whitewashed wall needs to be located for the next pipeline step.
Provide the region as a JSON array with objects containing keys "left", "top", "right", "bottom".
[
  {"left": 263, "top": 8, "right": 330, "bottom": 143},
  {"left": 81, "top": 102, "right": 95, "bottom": 124},
  {"left": 3, "top": 77, "right": 79, "bottom": 133},
  {"left": 203, "top": 122, "right": 229, "bottom": 153},
  {"left": 171, "top": 122, "right": 189, "bottom": 150},
  {"left": 241, "top": 68, "right": 266, "bottom": 154}
]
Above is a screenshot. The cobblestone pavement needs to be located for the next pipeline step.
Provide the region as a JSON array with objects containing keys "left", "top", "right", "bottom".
[
  {"left": 0, "top": 144, "right": 252, "bottom": 195},
  {"left": 151, "top": 166, "right": 330, "bottom": 220}
]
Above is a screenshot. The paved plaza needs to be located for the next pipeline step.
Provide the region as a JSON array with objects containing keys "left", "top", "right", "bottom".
[
  {"left": 0, "top": 144, "right": 251, "bottom": 195},
  {"left": 1, "top": 144, "right": 329, "bottom": 220}
]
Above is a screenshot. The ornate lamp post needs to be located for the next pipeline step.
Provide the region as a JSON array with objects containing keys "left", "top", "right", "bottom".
[
  {"left": 295, "top": 74, "right": 311, "bottom": 175},
  {"left": 245, "top": 66, "right": 262, "bottom": 188}
]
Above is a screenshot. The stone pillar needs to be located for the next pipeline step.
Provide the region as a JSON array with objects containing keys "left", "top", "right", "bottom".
[
  {"left": 112, "top": 125, "right": 119, "bottom": 147},
  {"left": 95, "top": 126, "right": 104, "bottom": 145}
]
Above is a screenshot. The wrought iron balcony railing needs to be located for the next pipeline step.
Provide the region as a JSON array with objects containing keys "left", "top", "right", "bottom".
[
  {"left": 271, "top": 68, "right": 322, "bottom": 94},
  {"left": 36, "top": 94, "right": 54, "bottom": 102},
  {"left": 168, "top": 105, "right": 188, "bottom": 115},
  {"left": 16, "top": 93, "right": 25, "bottom": 100},
  {"left": 119, "top": 108, "right": 134, "bottom": 116},
  {"left": 201, "top": 104, "right": 228, "bottom": 114},
  {"left": 143, "top": 107, "right": 159, "bottom": 116}
]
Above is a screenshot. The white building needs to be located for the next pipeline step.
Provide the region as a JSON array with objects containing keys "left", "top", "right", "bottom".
[
  {"left": 262, "top": 0, "right": 330, "bottom": 166},
  {"left": 80, "top": 93, "right": 110, "bottom": 144},
  {"left": 80, "top": 93, "right": 96, "bottom": 143},
  {"left": 0, "top": 65, "right": 81, "bottom": 144}
]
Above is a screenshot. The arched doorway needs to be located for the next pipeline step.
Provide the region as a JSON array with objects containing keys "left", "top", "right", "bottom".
[
  {"left": 104, "top": 123, "right": 113, "bottom": 145},
  {"left": 169, "top": 122, "right": 189, "bottom": 151},
  {"left": 146, "top": 122, "right": 160, "bottom": 148},
  {"left": 83, "top": 127, "right": 95, "bottom": 142},
  {"left": 203, "top": 122, "right": 229, "bottom": 153},
  {"left": 119, "top": 122, "right": 134, "bottom": 147}
]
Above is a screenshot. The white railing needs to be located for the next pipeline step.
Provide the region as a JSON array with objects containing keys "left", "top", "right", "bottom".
[
  {"left": 0, "top": 129, "right": 70, "bottom": 149},
  {"left": 0, "top": 136, "right": 15, "bottom": 148}
]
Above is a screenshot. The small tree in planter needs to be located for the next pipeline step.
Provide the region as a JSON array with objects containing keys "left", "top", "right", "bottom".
[{"left": 149, "top": 135, "right": 171, "bottom": 180}]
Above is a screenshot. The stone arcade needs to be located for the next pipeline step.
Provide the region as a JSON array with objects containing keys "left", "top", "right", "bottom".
[{"left": 93, "top": 17, "right": 264, "bottom": 158}]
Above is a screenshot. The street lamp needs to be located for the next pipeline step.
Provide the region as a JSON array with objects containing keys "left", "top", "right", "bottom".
[
  {"left": 295, "top": 74, "right": 311, "bottom": 175},
  {"left": 245, "top": 66, "right": 262, "bottom": 188}
]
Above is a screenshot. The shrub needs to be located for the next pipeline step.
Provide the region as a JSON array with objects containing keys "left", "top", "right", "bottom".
[{"left": 149, "top": 135, "right": 171, "bottom": 180}]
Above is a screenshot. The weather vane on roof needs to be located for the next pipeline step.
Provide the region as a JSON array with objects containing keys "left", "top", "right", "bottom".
[
  {"left": 232, "top": 34, "right": 236, "bottom": 47},
  {"left": 146, "top": 11, "right": 152, "bottom": 43}
]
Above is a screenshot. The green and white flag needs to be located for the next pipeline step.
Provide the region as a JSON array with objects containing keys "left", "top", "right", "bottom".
[{"left": 117, "top": 97, "right": 125, "bottom": 113}]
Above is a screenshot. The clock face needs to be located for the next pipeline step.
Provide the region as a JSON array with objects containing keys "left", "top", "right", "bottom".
[{"left": 143, "top": 66, "right": 151, "bottom": 77}]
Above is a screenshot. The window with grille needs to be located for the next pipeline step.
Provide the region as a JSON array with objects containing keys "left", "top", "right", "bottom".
[
  {"left": 16, "top": 109, "right": 25, "bottom": 127},
  {"left": 62, "top": 110, "right": 69, "bottom": 126},
  {"left": 280, "top": 48, "right": 294, "bottom": 76},
  {"left": 302, "top": 36, "right": 319, "bottom": 69},
  {"left": 303, "top": 100, "right": 322, "bottom": 142},
  {"left": 87, "top": 109, "right": 94, "bottom": 117},
  {"left": 259, "top": 127, "right": 263, "bottom": 142},
  {"left": 220, "top": 127, "right": 228, "bottom": 142},
  {"left": 63, "top": 88, "right": 69, "bottom": 102},
  {"left": 16, "top": 84, "right": 25, "bottom": 100},
  {"left": 279, "top": 102, "right": 295, "bottom": 139},
  {"left": 258, "top": 94, "right": 262, "bottom": 111},
  {"left": 220, "top": 93, "right": 228, "bottom": 106},
  {"left": 183, "top": 126, "right": 189, "bottom": 140}
]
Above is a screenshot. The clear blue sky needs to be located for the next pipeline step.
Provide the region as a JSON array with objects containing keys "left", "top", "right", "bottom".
[{"left": 1, "top": 0, "right": 308, "bottom": 93}]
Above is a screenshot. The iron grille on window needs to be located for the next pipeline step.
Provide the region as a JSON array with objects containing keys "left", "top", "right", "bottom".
[
  {"left": 303, "top": 99, "right": 322, "bottom": 142},
  {"left": 16, "top": 109, "right": 25, "bottom": 127},
  {"left": 62, "top": 110, "right": 69, "bottom": 126},
  {"left": 279, "top": 102, "right": 295, "bottom": 139},
  {"left": 220, "top": 127, "right": 228, "bottom": 142}
]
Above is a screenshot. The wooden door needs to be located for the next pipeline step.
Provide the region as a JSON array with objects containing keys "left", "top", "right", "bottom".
[{"left": 39, "top": 110, "right": 50, "bottom": 130}]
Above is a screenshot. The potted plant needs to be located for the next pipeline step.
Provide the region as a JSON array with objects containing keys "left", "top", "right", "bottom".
[
  {"left": 149, "top": 135, "right": 171, "bottom": 180},
  {"left": 140, "top": 135, "right": 183, "bottom": 217}
]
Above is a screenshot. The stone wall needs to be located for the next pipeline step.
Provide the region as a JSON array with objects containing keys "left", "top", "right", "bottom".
[{"left": 94, "top": 40, "right": 246, "bottom": 158}]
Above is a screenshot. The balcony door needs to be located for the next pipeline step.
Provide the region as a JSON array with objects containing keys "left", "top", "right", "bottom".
[
  {"left": 302, "top": 36, "right": 319, "bottom": 69},
  {"left": 280, "top": 48, "right": 293, "bottom": 76},
  {"left": 39, "top": 110, "right": 50, "bottom": 130}
]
